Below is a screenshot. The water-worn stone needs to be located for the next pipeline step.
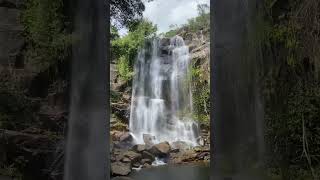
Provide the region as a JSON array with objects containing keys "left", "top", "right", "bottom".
[
  {"left": 132, "top": 144, "right": 146, "bottom": 152},
  {"left": 171, "top": 141, "right": 191, "bottom": 152},
  {"left": 149, "top": 141, "right": 171, "bottom": 157},
  {"left": 111, "top": 162, "right": 131, "bottom": 176},
  {"left": 119, "top": 132, "right": 133, "bottom": 142},
  {"left": 123, "top": 151, "right": 141, "bottom": 164},
  {"left": 132, "top": 162, "right": 140, "bottom": 168},
  {"left": 141, "top": 158, "right": 152, "bottom": 165},
  {"left": 121, "top": 157, "right": 131, "bottom": 163},
  {"left": 143, "top": 163, "right": 152, "bottom": 168},
  {"left": 142, "top": 151, "right": 155, "bottom": 161}
]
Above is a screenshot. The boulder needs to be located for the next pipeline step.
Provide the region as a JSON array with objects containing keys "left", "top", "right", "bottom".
[
  {"left": 119, "top": 132, "right": 133, "bottom": 142},
  {"left": 149, "top": 142, "right": 171, "bottom": 157},
  {"left": 123, "top": 151, "right": 141, "bottom": 164},
  {"left": 142, "top": 163, "right": 152, "bottom": 168},
  {"left": 160, "top": 37, "right": 170, "bottom": 47},
  {"left": 141, "top": 158, "right": 152, "bottom": 165},
  {"left": 132, "top": 162, "right": 141, "bottom": 168},
  {"left": 131, "top": 144, "right": 146, "bottom": 152},
  {"left": 142, "top": 151, "right": 155, "bottom": 161},
  {"left": 121, "top": 157, "right": 131, "bottom": 163},
  {"left": 171, "top": 141, "right": 191, "bottom": 152},
  {"left": 111, "top": 162, "right": 131, "bottom": 176},
  {"left": 168, "top": 150, "right": 197, "bottom": 164}
]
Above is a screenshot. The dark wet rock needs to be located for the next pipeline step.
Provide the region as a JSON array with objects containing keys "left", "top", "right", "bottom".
[
  {"left": 196, "top": 151, "right": 210, "bottom": 160},
  {"left": 142, "top": 151, "right": 155, "bottom": 161},
  {"left": 119, "top": 132, "right": 133, "bottom": 142},
  {"left": 111, "top": 156, "right": 117, "bottom": 162},
  {"left": 171, "top": 141, "right": 191, "bottom": 152},
  {"left": 149, "top": 141, "right": 171, "bottom": 157},
  {"left": 169, "top": 150, "right": 196, "bottom": 164},
  {"left": 111, "top": 103, "right": 130, "bottom": 123},
  {"left": 132, "top": 162, "right": 141, "bottom": 168},
  {"left": 160, "top": 37, "right": 170, "bottom": 47},
  {"left": 123, "top": 151, "right": 141, "bottom": 164},
  {"left": 170, "top": 148, "right": 179, "bottom": 153},
  {"left": 142, "top": 163, "right": 152, "bottom": 168},
  {"left": 121, "top": 157, "right": 131, "bottom": 163},
  {"left": 112, "top": 148, "right": 125, "bottom": 162},
  {"left": 132, "top": 144, "right": 146, "bottom": 152},
  {"left": 111, "top": 162, "right": 131, "bottom": 176},
  {"left": 141, "top": 158, "right": 152, "bottom": 165}
]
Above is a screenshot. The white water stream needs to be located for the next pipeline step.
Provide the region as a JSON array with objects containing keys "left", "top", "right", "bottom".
[{"left": 129, "top": 36, "right": 199, "bottom": 146}]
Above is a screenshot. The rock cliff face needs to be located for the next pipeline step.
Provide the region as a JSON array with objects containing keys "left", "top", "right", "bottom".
[
  {"left": 0, "top": 2, "right": 68, "bottom": 179},
  {"left": 0, "top": 0, "right": 24, "bottom": 67}
]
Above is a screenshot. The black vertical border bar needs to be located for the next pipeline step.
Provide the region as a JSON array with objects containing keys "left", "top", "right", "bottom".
[{"left": 65, "top": 0, "right": 109, "bottom": 179}]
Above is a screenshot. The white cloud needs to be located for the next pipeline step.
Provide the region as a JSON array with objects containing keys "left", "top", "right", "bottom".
[
  {"left": 143, "top": 0, "right": 210, "bottom": 33},
  {"left": 117, "top": 0, "right": 210, "bottom": 36}
]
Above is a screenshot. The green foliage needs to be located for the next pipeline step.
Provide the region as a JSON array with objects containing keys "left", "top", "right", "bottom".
[
  {"left": 262, "top": 0, "right": 320, "bottom": 178},
  {"left": 110, "top": 0, "right": 154, "bottom": 27},
  {"left": 191, "top": 67, "right": 210, "bottom": 124},
  {"left": 112, "top": 19, "right": 157, "bottom": 81},
  {"left": 22, "top": 0, "right": 72, "bottom": 70},
  {"left": 116, "top": 56, "right": 133, "bottom": 81}
]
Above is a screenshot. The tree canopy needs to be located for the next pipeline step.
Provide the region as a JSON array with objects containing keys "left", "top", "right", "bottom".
[{"left": 110, "top": 0, "right": 153, "bottom": 27}]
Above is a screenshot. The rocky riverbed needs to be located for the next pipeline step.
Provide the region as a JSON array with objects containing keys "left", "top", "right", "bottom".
[{"left": 110, "top": 131, "right": 210, "bottom": 179}]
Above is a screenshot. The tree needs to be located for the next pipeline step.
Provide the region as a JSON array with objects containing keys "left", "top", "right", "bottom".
[
  {"left": 111, "top": 19, "right": 157, "bottom": 80},
  {"left": 110, "top": 0, "right": 154, "bottom": 27},
  {"left": 197, "top": 3, "right": 209, "bottom": 16}
]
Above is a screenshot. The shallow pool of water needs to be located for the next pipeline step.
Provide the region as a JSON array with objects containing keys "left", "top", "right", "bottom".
[{"left": 129, "top": 163, "right": 210, "bottom": 180}]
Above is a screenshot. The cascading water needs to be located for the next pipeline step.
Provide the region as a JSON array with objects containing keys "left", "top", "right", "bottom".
[{"left": 129, "top": 36, "right": 199, "bottom": 146}]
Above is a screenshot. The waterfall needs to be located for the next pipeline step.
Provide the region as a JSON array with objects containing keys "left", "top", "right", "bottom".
[{"left": 129, "top": 36, "right": 199, "bottom": 146}]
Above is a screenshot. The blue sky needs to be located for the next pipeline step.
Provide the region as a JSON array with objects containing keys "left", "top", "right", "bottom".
[{"left": 119, "top": 0, "right": 210, "bottom": 36}]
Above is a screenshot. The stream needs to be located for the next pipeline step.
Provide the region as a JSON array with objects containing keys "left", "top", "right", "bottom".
[{"left": 130, "top": 163, "right": 210, "bottom": 180}]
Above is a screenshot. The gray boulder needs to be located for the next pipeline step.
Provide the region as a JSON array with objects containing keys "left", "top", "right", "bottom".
[
  {"left": 149, "top": 141, "right": 171, "bottom": 157},
  {"left": 131, "top": 144, "right": 146, "bottom": 152},
  {"left": 123, "top": 151, "right": 141, "bottom": 164},
  {"left": 119, "top": 132, "right": 133, "bottom": 142},
  {"left": 111, "top": 162, "right": 131, "bottom": 176},
  {"left": 142, "top": 151, "right": 155, "bottom": 161}
]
